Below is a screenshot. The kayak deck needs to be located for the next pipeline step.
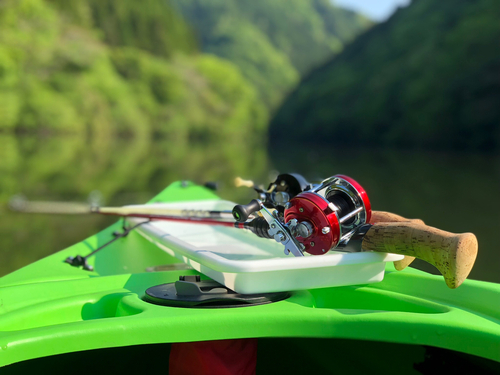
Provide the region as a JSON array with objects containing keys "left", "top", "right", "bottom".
[{"left": 0, "top": 182, "right": 499, "bottom": 367}]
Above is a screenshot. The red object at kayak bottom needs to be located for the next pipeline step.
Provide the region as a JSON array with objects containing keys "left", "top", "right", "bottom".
[{"left": 169, "top": 338, "right": 258, "bottom": 375}]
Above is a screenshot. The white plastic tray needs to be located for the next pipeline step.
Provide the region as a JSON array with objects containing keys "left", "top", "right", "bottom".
[{"left": 130, "top": 200, "right": 403, "bottom": 294}]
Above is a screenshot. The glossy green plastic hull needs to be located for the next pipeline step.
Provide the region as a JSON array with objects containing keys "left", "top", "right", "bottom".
[{"left": 1, "top": 182, "right": 499, "bottom": 368}]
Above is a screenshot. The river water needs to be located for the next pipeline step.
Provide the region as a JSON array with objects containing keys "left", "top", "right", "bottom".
[{"left": 1, "top": 134, "right": 498, "bottom": 284}]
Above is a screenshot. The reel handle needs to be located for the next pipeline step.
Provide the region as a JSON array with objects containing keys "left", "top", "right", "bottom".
[
  {"left": 232, "top": 199, "right": 262, "bottom": 222},
  {"left": 370, "top": 211, "right": 424, "bottom": 270},
  {"left": 362, "top": 222, "right": 478, "bottom": 289}
]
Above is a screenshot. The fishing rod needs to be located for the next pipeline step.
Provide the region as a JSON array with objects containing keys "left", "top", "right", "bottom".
[
  {"left": 8, "top": 174, "right": 305, "bottom": 218},
  {"left": 96, "top": 209, "right": 272, "bottom": 237},
  {"left": 9, "top": 195, "right": 236, "bottom": 220},
  {"left": 9, "top": 173, "right": 478, "bottom": 288}
]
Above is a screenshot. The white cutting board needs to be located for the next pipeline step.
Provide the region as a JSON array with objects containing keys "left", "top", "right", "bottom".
[{"left": 130, "top": 200, "right": 403, "bottom": 294}]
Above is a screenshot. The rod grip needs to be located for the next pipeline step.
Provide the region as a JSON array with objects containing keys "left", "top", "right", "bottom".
[
  {"left": 232, "top": 199, "right": 261, "bottom": 222},
  {"left": 370, "top": 211, "right": 424, "bottom": 225},
  {"left": 362, "top": 222, "right": 478, "bottom": 289},
  {"left": 370, "top": 211, "right": 425, "bottom": 270}
]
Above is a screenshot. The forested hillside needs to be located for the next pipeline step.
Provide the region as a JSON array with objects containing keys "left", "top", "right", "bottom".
[
  {"left": 0, "top": 0, "right": 266, "bottom": 145},
  {"left": 0, "top": 0, "right": 375, "bottom": 141},
  {"left": 171, "top": 0, "right": 372, "bottom": 108},
  {"left": 47, "top": 0, "right": 197, "bottom": 57},
  {"left": 271, "top": 0, "right": 500, "bottom": 151}
]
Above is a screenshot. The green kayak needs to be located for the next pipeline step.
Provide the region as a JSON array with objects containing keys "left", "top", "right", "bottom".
[{"left": 1, "top": 181, "right": 499, "bottom": 373}]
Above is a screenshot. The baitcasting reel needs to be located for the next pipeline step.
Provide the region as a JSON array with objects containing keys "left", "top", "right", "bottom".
[
  {"left": 232, "top": 174, "right": 372, "bottom": 256},
  {"left": 284, "top": 175, "right": 371, "bottom": 255}
]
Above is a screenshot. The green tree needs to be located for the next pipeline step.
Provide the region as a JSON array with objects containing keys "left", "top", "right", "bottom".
[{"left": 271, "top": 0, "right": 500, "bottom": 151}]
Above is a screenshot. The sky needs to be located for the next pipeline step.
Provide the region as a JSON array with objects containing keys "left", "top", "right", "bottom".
[{"left": 334, "top": 0, "right": 412, "bottom": 21}]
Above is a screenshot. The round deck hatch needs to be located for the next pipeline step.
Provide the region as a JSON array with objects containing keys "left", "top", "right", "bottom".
[{"left": 143, "top": 276, "right": 290, "bottom": 308}]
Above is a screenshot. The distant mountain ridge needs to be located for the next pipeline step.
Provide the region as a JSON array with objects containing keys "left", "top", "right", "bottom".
[
  {"left": 271, "top": 0, "right": 500, "bottom": 151},
  {"left": 171, "top": 0, "right": 372, "bottom": 108}
]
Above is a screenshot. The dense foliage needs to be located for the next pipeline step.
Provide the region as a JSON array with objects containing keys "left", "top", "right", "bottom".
[
  {"left": 271, "top": 0, "right": 500, "bottom": 151},
  {"left": 47, "top": 0, "right": 197, "bottom": 58},
  {"left": 0, "top": 0, "right": 267, "bottom": 143},
  {"left": 171, "top": 0, "right": 371, "bottom": 108}
]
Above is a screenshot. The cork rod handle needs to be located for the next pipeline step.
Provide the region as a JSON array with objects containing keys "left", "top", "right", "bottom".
[
  {"left": 370, "top": 211, "right": 424, "bottom": 270},
  {"left": 362, "top": 222, "right": 478, "bottom": 289},
  {"left": 371, "top": 211, "right": 424, "bottom": 225}
]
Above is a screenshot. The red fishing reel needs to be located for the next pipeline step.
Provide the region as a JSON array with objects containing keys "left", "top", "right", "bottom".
[{"left": 284, "top": 175, "right": 371, "bottom": 255}]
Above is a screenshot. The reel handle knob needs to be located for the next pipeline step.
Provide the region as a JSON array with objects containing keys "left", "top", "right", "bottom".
[
  {"left": 234, "top": 177, "right": 255, "bottom": 188},
  {"left": 362, "top": 222, "right": 478, "bottom": 289},
  {"left": 233, "top": 199, "right": 262, "bottom": 222}
]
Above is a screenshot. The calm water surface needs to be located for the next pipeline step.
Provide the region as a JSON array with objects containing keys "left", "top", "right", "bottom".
[{"left": 1, "top": 134, "right": 498, "bottom": 284}]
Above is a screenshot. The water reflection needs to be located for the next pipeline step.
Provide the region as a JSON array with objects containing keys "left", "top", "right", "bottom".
[
  {"left": 0, "top": 134, "right": 268, "bottom": 276},
  {"left": 1, "top": 135, "right": 498, "bottom": 284}
]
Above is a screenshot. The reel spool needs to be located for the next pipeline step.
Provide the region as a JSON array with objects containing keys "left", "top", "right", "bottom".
[{"left": 284, "top": 175, "right": 371, "bottom": 255}]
